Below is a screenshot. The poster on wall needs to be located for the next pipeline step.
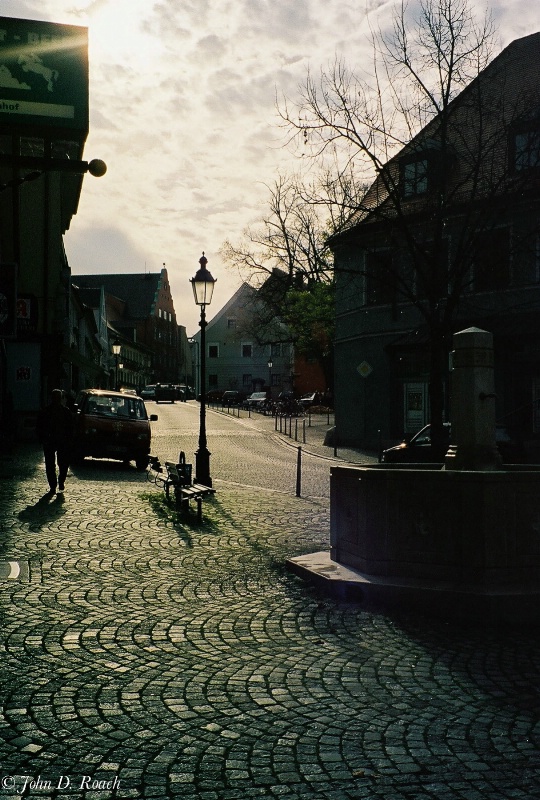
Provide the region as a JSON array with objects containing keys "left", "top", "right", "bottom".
[{"left": 6, "top": 341, "right": 40, "bottom": 411}]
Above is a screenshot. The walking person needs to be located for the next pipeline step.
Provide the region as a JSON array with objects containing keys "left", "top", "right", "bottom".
[{"left": 36, "top": 389, "right": 74, "bottom": 494}]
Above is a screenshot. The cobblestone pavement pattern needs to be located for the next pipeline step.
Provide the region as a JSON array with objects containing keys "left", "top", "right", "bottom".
[{"left": 0, "top": 402, "right": 538, "bottom": 799}]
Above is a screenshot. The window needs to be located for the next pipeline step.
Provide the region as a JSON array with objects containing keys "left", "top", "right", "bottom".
[
  {"left": 402, "top": 158, "right": 429, "bottom": 197},
  {"left": 20, "top": 137, "right": 44, "bottom": 157},
  {"left": 242, "top": 374, "right": 252, "bottom": 388},
  {"left": 208, "top": 374, "right": 218, "bottom": 387},
  {"left": 365, "top": 251, "right": 395, "bottom": 306},
  {"left": 227, "top": 318, "right": 237, "bottom": 329},
  {"left": 514, "top": 128, "right": 540, "bottom": 171},
  {"left": 474, "top": 228, "right": 510, "bottom": 292},
  {"left": 271, "top": 374, "right": 280, "bottom": 387},
  {"left": 242, "top": 343, "right": 253, "bottom": 358},
  {"left": 208, "top": 344, "right": 219, "bottom": 358},
  {"left": 271, "top": 343, "right": 282, "bottom": 357}
]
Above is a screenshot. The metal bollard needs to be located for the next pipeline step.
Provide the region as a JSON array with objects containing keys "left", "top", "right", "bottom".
[
  {"left": 296, "top": 447, "right": 302, "bottom": 497},
  {"left": 294, "top": 418, "right": 298, "bottom": 441}
]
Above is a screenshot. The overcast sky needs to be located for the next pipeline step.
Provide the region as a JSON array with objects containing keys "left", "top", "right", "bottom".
[{"left": 0, "top": 0, "right": 536, "bottom": 334}]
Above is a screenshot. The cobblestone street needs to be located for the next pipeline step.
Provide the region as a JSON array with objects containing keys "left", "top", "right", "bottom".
[{"left": 0, "top": 403, "right": 538, "bottom": 799}]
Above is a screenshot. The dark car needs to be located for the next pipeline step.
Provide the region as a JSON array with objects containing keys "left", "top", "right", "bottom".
[
  {"left": 140, "top": 384, "right": 156, "bottom": 400},
  {"left": 382, "top": 423, "right": 451, "bottom": 463},
  {"left": 154, "top": 384, "right": 176, "bottom": 403},
  {"left": 382, "top": 422, "right": 523, "bottom": 464},
  {"left": 73, "top": 389, "right": 158, "bottom": 470},
  {"left": 222, "top": 390, "right": 241, "bottom": 406},
  {"left": 244, "top": 391, "right": 268, "bottom": 410}
]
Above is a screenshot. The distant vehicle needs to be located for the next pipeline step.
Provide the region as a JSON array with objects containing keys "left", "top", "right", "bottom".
[
  {"left": 382, "top": 423, "right": 451, "bottom": 463},
  {"left": 198, "top": 389, "right": 223, "bottom": 403},
  {"left": 154, "top": 384, "right": 176, "bottom": 403},
  {"left": 73, "top": 389, "right": 157, "bottom": 470},
  {"left": 222, "top": 390, "right": 242, "bottom": 405},
  {"left": 299, "top": 391, "right": 323, "bottom": 408},
  {"left": 381, "top": 422, "right": 522, "bottom": 463},
  {"left": 244, "top": 391, "right": 268, "bottom": 410},
  {"left": 140, "top": 385, "right": 156, "bottom": 400}
]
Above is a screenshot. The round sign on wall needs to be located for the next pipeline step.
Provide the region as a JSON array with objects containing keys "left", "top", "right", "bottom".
[{"left": 357, "top": 361, "right": 373, "bottom": 378}]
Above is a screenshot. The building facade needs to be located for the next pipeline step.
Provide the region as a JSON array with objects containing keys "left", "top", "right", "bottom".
[
  {"left": 0, "top": 17, "right": 99, "bottom": 439},
  {"left": 330, "top": 32, "right": 540, "bottom": 454},
  {"left": 75, "top": 269, "right": 184, "bottom": 387},
  {"left": 191, "top": 283, "right": 294, "bottom": 399}
]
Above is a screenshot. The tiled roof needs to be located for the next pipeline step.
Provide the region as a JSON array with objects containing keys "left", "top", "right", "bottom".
[
  {"left": 74, "top": 273, "right": 161, "bottom": 320},
  {"left": 332, "top": 31, "right": 540, "bottom": 239}
]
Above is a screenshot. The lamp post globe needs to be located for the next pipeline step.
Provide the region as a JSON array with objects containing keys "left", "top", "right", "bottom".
[
  {"left": 112, "top": 339, "right": 121, "bottom": 391},
  {"left": 190, "top": 253, "right": 216, "bottom": 487},
  {"left": 267, "top": 359, "right": 273, "bottom": 398}
]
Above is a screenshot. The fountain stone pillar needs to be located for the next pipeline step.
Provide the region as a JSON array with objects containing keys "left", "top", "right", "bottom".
[{"left": 444, "top": 327, "right": 502, "bottom": 471}]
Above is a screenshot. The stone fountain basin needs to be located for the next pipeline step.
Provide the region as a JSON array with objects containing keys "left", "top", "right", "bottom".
[{"left": 330, "top": 463, "right": 540, "bottom": 589}]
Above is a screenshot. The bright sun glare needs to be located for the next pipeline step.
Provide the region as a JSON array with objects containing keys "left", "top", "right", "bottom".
[{"left": 84, "top": 0, "right": 160, "bottom": 70}]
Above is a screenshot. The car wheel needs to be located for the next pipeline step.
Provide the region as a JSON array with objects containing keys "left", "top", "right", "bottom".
[{"left": 135, "top": 456, "right": 149, "bottom": 471}]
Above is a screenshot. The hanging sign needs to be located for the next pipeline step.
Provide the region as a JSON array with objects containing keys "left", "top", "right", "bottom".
[{"left": 0, "top": 16, "right": 88, "bottom": 131}]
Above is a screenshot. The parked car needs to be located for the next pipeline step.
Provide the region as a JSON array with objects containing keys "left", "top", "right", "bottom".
[
  {"left": 222, "top": 390, "right": 242, "bottom": 406},
  {"left": 140, "top": 384, "right": 156, "bottom": 400},
  {"left": 382, "top": 423, "right": 451, "bottom": 463},
  {"left": 154, "top": 384, "right": 176, "bottom": 403},
  {"left": 382, "top": 422, "right": 523, "bottom": 464},
  {"left": 73, "top": 389, "right": 157, "bottom": 470},
  {"left": 244, "top": 391, "right": 268, "bottom": 410},
  {"left": 299, "top": 391, "right": 323, "bottom": 408},
  {"left": 198, "top": 389, "right": 224, "bottom": 403}
]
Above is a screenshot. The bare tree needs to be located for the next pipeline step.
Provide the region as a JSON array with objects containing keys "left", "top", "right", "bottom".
[
  {"left": 279, "top": 0, "right": 540, "bottom": 444},
  {"left": 220, "top": 169, "right": 366, "bottom": 384}
]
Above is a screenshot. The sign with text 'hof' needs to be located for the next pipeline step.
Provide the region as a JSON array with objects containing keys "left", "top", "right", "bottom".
[{"left": 0, "top": 16, "right": 88, "bottom": 132}]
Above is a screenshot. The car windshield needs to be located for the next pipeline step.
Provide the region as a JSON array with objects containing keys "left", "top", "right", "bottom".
[{"left": 83, "top": 395, "right": 148, "bottom": 420}]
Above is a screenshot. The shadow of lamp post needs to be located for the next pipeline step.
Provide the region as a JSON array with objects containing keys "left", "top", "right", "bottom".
[
  {"left": 190, "top": 252, "right": 216, "bottom": 487},
  {"left": 112, "top": 340, "right": 121, "bottom": 391}
]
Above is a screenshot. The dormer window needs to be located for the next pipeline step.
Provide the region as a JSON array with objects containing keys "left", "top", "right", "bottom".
[{"left": 401, "top": 157, "right": 429, "bottom": 197}]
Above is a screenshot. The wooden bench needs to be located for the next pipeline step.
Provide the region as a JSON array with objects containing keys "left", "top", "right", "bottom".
[{"left": 163, "top": 461, "right": 215, "bottom": 520}]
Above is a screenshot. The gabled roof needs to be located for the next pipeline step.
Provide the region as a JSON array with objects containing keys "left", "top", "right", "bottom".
[
  {"left": 74, "top": 272, "right": 162, "bottom": 320},
  {"left": 74, "top": 285, "right": 102, "bottom": 310},
  {"left": 331, "top": 30, "right": 540, "bottom": 241},
  {"left": 192, "top": 283, "right": 256, "bottom": 339}
]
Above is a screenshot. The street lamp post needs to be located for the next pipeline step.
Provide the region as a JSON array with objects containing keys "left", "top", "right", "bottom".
[
  {"left": 190, "top": 252, "right": 216, "bottom": 487},
  {"left": 112, "top": 340, "right": 121, "bottom": 391}
]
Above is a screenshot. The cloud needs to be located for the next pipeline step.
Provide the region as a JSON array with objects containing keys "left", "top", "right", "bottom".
[
  {"left": 9, "top": 0, "right": 538, "bottom": 338},
  {"left": 66, "top": 225, "right": 149, "bottom": 273}
]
